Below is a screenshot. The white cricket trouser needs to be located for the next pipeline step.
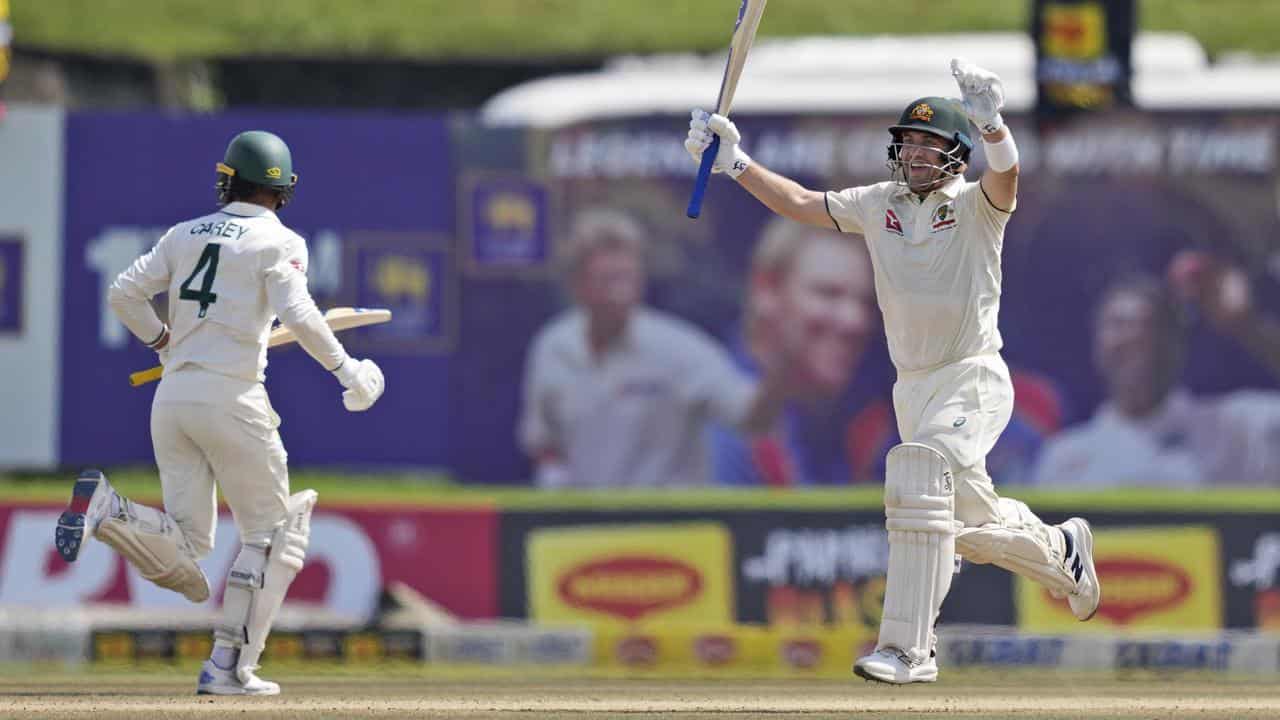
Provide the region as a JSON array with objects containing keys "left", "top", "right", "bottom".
[
  {"left": 151, "top": 367, "right": 290, "bottom": 556},
  {"left": 893, "top": 353, "right": 1062, "bottom": 553}
]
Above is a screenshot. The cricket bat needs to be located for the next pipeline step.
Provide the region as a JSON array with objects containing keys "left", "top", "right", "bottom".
[
  {"left": 127, "top": 307, "right": 392, "bottom": 387},
  {"left": 686, "top": 0, "right": 768, "bottom": 219}
]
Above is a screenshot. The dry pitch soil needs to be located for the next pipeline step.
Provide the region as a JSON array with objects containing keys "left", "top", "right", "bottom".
[{"left": 1, "top": 669, "right": 1278, "bottom": 719}]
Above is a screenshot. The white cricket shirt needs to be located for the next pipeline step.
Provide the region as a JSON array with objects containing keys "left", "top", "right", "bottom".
[
  {"left": 825, "top": 177, "right": 1013, "bottom": 374},
  {"left": 109, "top": 202, "right": 338, "bottom": 385}
]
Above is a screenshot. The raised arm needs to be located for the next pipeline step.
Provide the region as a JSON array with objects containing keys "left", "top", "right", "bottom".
[
  {"left": 951, "top": 58, "right": 1018, "bottom": 212},
  {"left": 1169, "top": 250, "right": 1280, "bottom": 379},
  {"left": 685, "top": 110, "right": 836, "bottom": 229}
]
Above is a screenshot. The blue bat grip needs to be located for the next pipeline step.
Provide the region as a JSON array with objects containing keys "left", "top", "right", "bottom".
[{"left": 686, "top": 135, "right": 720, "bottom": 219}]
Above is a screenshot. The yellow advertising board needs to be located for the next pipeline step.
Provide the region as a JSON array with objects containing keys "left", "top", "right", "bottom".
[
  {"left": 592, "top": 622, "right": 874, "bottom": 675},
  {"left": 1018, "top": 526, "right": 1222, "bottom": 631},
  {"left": 528, "top": 523, "right": 734, "bottom": 626}
]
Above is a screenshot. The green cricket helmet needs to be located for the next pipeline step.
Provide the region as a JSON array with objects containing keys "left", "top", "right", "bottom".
[
  {"left": 215, "top": 130, "right": 298, "bottom": 207},
  {"left": 886, "top": 97, "right": 973, "bottom": 183}
]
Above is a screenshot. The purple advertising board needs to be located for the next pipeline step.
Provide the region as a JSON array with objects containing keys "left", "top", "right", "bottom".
[
  {"left": 0, "top": 236, "right": 21, "bottom": 333},
  {"left": 59, "top": 109, "right": 1280, "bottom": 489},
  {"left": 460, "top": 110, "right": 1280, "bottom": 488},
  {"left": 60, "top": 111, "right": 456, "bottom": 469}
]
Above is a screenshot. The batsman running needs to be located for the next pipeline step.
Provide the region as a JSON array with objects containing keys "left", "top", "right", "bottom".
[
  {"left": 685, "top": 59, "right": 1101, "bottom": 684},
  {"left": 53, "top": 131, "right": 385, "bottom": 695}
]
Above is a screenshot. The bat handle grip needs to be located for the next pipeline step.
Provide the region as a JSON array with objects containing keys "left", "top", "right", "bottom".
[{"left": 686, "top": 135, "right": 720, "bottom": 219}]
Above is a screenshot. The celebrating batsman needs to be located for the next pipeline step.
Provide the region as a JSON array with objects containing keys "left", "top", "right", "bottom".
[
  {"left": 54, "top": 131, "right": 385, "bottom": 695},
  {"left": 686, "top": 59, "right": 1101, "bottom": 684}
]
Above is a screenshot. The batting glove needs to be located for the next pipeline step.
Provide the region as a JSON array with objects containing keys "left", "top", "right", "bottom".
[
  {"left": 950, "top": 58, "right": 1006, "bottom": 134},
  {"left": 333, "top": 357, "right": 385, "bottom": 412},
  {"left": 685, "top": 110, "right": 751, "bottom": 178}
]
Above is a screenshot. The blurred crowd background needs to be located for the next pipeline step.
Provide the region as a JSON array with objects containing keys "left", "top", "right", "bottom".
[{"left": 0, "top": 0, "right": 1279, "bottom": 663}]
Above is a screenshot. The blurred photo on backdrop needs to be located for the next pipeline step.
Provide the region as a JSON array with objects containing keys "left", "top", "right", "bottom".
[
  {"left": 517, "top": 208, "right": 794, "bottom": 489},
  {"left": 1034, "top": 251, "right": 1280, "bottom": 488},
  {"left": 706, "top": 218, "right": 885, "bottom": 486}
]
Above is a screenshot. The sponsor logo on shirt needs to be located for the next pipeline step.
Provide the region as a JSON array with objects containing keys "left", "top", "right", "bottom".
[
  {"left": 931, "top": 202, "right": 958, "bottom": 232},
  {"left": 884, "top": 209, "right": 904, "bottom": 236}
]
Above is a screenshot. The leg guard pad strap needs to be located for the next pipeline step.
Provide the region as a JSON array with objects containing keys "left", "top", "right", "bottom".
[
  {"left": 956, "top": 519, "right": 1075, "bottom": 596},
  {"left": 228, "top": 490, "right": 318, "bottom": 676}
]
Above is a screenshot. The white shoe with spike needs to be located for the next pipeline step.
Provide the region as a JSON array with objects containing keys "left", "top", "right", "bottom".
[{"left": 1059, "top": 517, "right": 1101, "bottom": 621}]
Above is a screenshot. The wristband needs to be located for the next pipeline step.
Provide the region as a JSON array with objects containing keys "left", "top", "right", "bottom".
[
  {"left": 726, "top": 148, "right": 751, "bottom": 179},
  {"left": 982, "top": 132, "right": 1018, "bottom": 173},
  {"left": 146, "top": 326, "right": 170, "bottom": 350}
]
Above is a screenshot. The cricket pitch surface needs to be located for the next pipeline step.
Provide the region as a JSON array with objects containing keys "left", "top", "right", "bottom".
[{"left": 3, "top": 669, "right": 1277, "bottom": 719}]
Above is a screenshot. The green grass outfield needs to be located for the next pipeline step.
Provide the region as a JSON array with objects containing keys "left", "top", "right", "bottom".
[
  {"left": 13, "top": 0, "right": 1280, "bottom": 62},
  {"left": 2, "top": 468, "right": 1278, "bottom": 513},
  {"left": 1, "top": 665, "right": 1278, "bottom": 719}
]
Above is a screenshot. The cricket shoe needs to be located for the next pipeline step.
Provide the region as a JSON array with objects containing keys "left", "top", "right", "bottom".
[
  {"left": 1059, "top": 517, "right": 1101, "bottom": 621},
  {"left": 196, "top": 660, "right": 280, "bottom": 696},
  {"left": 55, "top": 469, "right": 116, "bottom": 562},
  {"left": 853, "top": 647, "right": 938, "bottom": 684}
]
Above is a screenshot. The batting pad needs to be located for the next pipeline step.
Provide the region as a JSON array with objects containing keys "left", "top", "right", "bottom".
[
  {"left": 877, "top": 443, "right": 961, "bottom": 663},
  {"left": 217, "top": 489, "right": 317, "bottom": 676},
  {"left": 95, "top": 497, "right": 210, "bottom": 603},
  {"left": 956, "top": 497, "right": 1075, "bottom": 597}
]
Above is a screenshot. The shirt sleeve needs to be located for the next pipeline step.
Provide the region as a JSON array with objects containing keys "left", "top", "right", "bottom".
[
  {"left": 107, "top": 226, "right": 175, "bottom": 346},
  {"left": 1218, "top": 391, "right": 1280, "bottom": 483},
  {"left": 517, "top": 330, "right": 559, "bottom": 455},
  {"left": 963, "top": 179, "right": 1015, "bottom": 237},
  {"left": 824, "top": 185, "right": 872, "bottom": 234},
  {"left": 262, "top": 233, "right": 348, "bottom": 371},
  {"left": 681, "top": 328, "right": 757, "bottom": 429}
]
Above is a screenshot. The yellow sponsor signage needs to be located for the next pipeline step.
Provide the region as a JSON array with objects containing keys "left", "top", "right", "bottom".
[
  {"left": 1018, "top": 526, "right": 1222, "bottom": 631},
  {"left": 592, "top": 621, "right": 874, "bottom": 674},
  {"left": 1042, "top": 2, "right": 1106, "bottom": 59},
  {"left": 528, "top": 523, "right": 733, "bottom": 625},
  {"left": 484, "top": 193, "right": 537, "bottom": 231}
]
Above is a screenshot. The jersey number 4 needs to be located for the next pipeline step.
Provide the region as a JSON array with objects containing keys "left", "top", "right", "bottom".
[{"left": 179, "top": 242, "right": 221, "bottom": 318}]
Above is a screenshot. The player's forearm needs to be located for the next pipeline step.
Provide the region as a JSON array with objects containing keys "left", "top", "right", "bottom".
[
  {"left": 265, "top": 266, "right": 348, "bottom": 371},
  {"left": 736, "top": 164, "right": 834, "bottom": 229},
  {"left": 279, "top": 298, "right": 349, "bottom": 371},
  {"left": 107, "top": 276, "right": 167, "bottom": 350},
  {"left": 978, "top": 125, "right": 1019, "bottom": 211}
]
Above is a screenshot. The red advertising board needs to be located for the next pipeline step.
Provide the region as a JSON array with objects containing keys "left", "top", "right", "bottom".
[{"left": 0, "top": 502, "right": 497, "bottom": 621}]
